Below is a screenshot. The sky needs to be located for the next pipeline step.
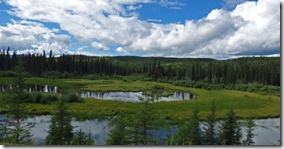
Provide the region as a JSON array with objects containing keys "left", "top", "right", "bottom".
[{"left": 0, "top": 0, "right": 280, "bottom": 59}]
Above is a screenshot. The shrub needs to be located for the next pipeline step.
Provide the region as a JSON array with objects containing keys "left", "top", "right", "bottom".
[
  {"left": 32, "top": 93, "right": 58, "bottom": 104},
  {"left": 23, "top": 93, "right": 33, "bottom": 103},
  {"left": 34, "top": 93, "right": 42, "bottom": 103},
  {"left": 48, "top": 94, "right": 58, "bottom": 102},
  {"left": 0, "top": 71, "right": 17, "bottom": 77},
  {"left": 42, "top": 71, "right": 61, "bottom": 79},
  {"left": 40, "top": 95, "right": 50, "bottom": 104},
  {"left": 66, "top": 93, "right": 84, "bottom": 103}
]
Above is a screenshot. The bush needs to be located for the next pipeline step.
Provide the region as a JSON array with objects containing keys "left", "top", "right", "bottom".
[
  {"left": 42, "top": 71, "right": 61, "bottom": 79},
  {"left": 34, "top": 93, "right": 42, "bottom": 103},
  {"left": 23, "top": 93, "right": 33, "bottom": 103},
  {"left": 83, "top": 74, "right": 97, "bottom": 80},
  {"left": 66, "top": 93, "right": 84, "bottom": 103},
  {"left": 0, "top": 71, "right": 17, "bottom": 77},
  {"left": 48, "top": 94, "right": 58, "bottom": 102},
  {"left": 40, "top": 95, "right": 50, "bottom": 104},
  {"left": 60, "top": 72, "right": 73, "bottom": 79},
  {"left": 32, "top": 93, "right": 58, "bottom": 104}
]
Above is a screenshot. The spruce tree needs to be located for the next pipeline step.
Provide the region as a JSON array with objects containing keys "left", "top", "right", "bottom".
[
  {"left": 172, "top": 107, "right": 201, "bottom": 145},
  {"left": 203, "top": 100, "right": 217, "bottom": 145},
  {"left": 45, "top": 99, "right": 73, "bottom": 145},
  {"left": 71, "top": 129, "right": 94, "bottom": 145},
  {"left": 243, "top": 119, "right": 255, "bottom": 145},
  {"left": 106, "top": 112, "right": 130, "bottom": 145},
  {"left": 128, "top": 95, "right": 165, "bottom": 145},
  {"left": 189, "top": 108, "right": 201, "bottom": 145},
  {"left": 235, "top": 123, "right": 243, "bottom": 145},
  {"left": 172, "top": 122, "right": 191, "bottom": 145},
  {"left": 0, "top": 60, "right": 34, "bottom": 145},
  {"left": 218, "top": 108, "right": 241, "bottom": 145}
]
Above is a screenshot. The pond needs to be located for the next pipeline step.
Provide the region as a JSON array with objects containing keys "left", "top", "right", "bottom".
[
  {"left": 80, "top": 91, "right": 196, "bottom": 102},
  {"left": 0, "top": 84, "right": 196, "bottom": 102},
  {"left": 1, "top": 115, "right": 279, "bottom": 145}
]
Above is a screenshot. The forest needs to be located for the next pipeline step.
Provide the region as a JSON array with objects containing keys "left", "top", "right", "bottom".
[
  {"left": 0, "top": 48, "right": 280, "bottom": 86},
  {"left": 0, "top": 47, "right": 280, "bottom": 146}
]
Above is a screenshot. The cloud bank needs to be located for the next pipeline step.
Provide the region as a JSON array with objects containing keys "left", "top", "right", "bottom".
[{"left": 0, "top": 0, "right": 279, "bottom": 58}]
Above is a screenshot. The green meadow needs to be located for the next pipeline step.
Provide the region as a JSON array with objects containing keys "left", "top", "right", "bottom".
[{"left": 0, "top": 78, "right": 280, "bottom": 122}]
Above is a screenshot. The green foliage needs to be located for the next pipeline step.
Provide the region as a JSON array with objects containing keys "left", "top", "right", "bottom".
[
  {"left": 34, "top": 93, "right": 42, "bottom": 103},
  {"left": 172, "top": 122, "right": 191, "bottom": 145},
  {"left": 129, "top": 96, "right": 166, "bottom": 145},
  {"left": 0, "top": 72, "right": 34, "bottom": 145},
  {"left": 189, "top": 108, "right": 201, "bottom": 145},
  {"left": 218, "top": 108, "right": 241, "bottom": 145},
  {"left": 106, "top": 113, "right": 130, "bottom": 145},
  {"left": 32, "top": 93, "right": 58, "bottom": 104},
  {"left": 243, "top": 120, "right": 255, "bottom": 145},
  {"left": 0, "top": 71, "right": 17, "bottom": 77},
  {"left": 0, "top": 78, "right": 278, "bottom": 122},
  {"left": 45, "top": 100, "right": 73, "bottom": 145},
  {"left": 203, "top": 100, "right": 217, "bottom": 145},
  {"left": 172, "top": 107, "right": 201, "bottom": 145},
  {"left": 0, "top": 47, "right": 280, "bottom": 87},
  {"left": 106, "top": 96, "right": 167, "bottom": 145},
  {"left": 71, "top": 129, "right": 94, "bottom": 145},
  {"left": 66, "top": 93, "right": 84, "bottom": 103},
  {"left": 41, "top": 71, "right": 74, "bottom": 79}
]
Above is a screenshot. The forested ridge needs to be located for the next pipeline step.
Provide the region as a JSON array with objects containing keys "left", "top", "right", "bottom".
[{"left": 0, "top": 48, "right": 280, "bottom": 86}]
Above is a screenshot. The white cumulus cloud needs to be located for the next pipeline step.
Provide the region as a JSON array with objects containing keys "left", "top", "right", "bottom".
[
  {"left": 92, "top": 41, "right": 109, "bottom": 51},
  {"left": 0, "top": 0, "right": 280, "bottom": 59},
  {"left": 116, "top": 47, "right": 128, "bottom": 53},
  {"left": 0, "top": 19, "right": 72, "bottom": 55}
]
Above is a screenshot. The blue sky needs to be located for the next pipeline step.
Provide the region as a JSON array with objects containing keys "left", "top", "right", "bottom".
[
  {"left": 138, "top": 0, "right": 222, "bottom": 23},
  {"left": 0, "top": 0, "right": 279, "bottom": 59}
]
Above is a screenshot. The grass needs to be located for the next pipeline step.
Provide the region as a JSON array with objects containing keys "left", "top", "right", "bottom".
[{"left": 0, "top": 77, "right": 280, "bottom": 122}]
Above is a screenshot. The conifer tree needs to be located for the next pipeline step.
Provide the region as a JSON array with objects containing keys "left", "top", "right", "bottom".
[
  {"left": 243, "top": 119, "right": 255, "bottom": 145},
  {"left": 218, "top": 108, "right": 241, "bottom": 145},
  {"left": 172, "top": 107, "right": 201, "bottom": 145},
  {"left": 189, "top": 108, "right": 201, "bottom": 145},
  {"left": 172, "top": 122, "right": 191, "bottom": 145},
  {"left": 106, "top": 112, "right": 130, "bottom": 145},
  {"left": 0, "top": 60, "right": 34, "bottom": 145},
  {"left": 128, "top": 95, "right": 165, "bottom": 145},
  {"left": 45, "top": 99, "right": 73, "bottom": 145},
  {"left": 235, "top": 123, "right": 243, "bottom": 145},
  {"left": 203, "top": 100, "right": 217, "bottom": 145},
  {"left": 71, "top": 129, "right": 94, "bottom": 145}
]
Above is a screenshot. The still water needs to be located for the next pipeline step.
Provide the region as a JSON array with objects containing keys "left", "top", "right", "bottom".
[
  {"left": 80, "top": 91, "right": 195, "bottom": 102},
  {"left": 0, "top": 84, "right": 58, "bottom": 93},
  {"left": 0, "top": 84, "right": 195, "bottom": 102},
  {"left": 28, "top": 116, "right": 110, "bottom": 145},
  {"left": 18, "top": 115, "right": 280, "bottom": 145}
]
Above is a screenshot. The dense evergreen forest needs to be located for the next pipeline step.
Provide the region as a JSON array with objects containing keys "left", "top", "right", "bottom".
[{"left": 0, "top": 48, "right": 280, "bottom": 87}]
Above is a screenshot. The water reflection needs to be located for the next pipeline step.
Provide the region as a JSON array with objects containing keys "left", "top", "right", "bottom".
[
  {"left": 80, "top": 91, "right": 196, "bottom": 102},
  {"left": 17, "top": 116, "right": 280, "bottom": 145},
  {"left": 0, "top": 84, "right": 58, "bottom": 93},
  {"left": 0, "top": 84, "right": 195, "bottom": 102},
  {"left": 27, "top": 115, "right": 111, "bottom": 145},
  {"left": 253, "top": 118, "right": 280, "bottom": 145}
]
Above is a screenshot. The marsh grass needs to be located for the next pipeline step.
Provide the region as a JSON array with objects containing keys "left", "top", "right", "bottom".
[{"left": 0, "top": 78, "right": 280, "bottom": 123}]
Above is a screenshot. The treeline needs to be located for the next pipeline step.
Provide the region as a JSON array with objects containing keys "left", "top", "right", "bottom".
[{"left": 0, "top": 47, "right": 280, "bottom": 86}]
